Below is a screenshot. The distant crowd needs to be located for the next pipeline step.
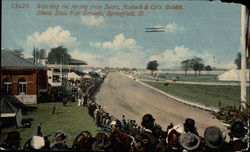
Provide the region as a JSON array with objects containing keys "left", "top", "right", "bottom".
[{"left": 1, "top": 73, "right": 249, "bottom": 151}]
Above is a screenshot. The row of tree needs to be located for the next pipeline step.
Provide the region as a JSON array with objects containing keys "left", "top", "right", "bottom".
[
  {"left": 181, "top": 57, "right": 212, "bottom": 76},
  {"left": 33, "top": 46, "right": 71, "bottom": 65},
  {"left": 47, "top": 46, "right": 71, "bottom": 65},
  {"left": 10, "top": 46, "right": 72, "bottom": 65},
  {"left": 146, "top": 57, "right": 212, "bottom": 77}
]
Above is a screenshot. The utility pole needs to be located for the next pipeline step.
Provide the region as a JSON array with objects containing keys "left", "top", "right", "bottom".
[{"left": 240, "top": 5, "right": 247, "bottom": 111}]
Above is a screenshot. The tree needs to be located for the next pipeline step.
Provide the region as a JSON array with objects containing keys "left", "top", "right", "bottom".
[
  {"left": 197, "top": 63, "right": 205, "bottom": 75},
  {"left": 181, "top": 59, "right": 191, "bottom": 75},
  {"left": 234, "top": 52, "right": 250, "bottom": 69},
  {"left": 190, "top": 57, "right": 204, "bottom": 77},
  {"left": 48, "top": 46, "right": 71, "bottom": 64},
  {"left": 235, "top": 52, "right": 241, "bottom": 69},
  {"left": 147, "top": 60, "right": 159, "bottom": 75},
  {"left": 12, "top": 49, "right": 24, "bottom": 57},
  {"left": 33, "top": 48, "right": 46, "bottom": 62},
  {"left": 205, "top": 65, "right": 212, "bottom": 75}
]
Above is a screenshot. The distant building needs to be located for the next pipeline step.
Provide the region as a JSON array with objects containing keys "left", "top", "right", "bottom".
[
  {"left": 47, "top": 58, "right": 87, "bottom": 87},
  {"left": 47, "top": 64, "right": 67, "bottom": 87},
  {"left": 1, "top": 50, "right": 47, "bottom": 104}
]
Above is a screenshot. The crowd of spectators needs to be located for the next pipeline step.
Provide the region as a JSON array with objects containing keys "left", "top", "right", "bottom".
[
  {"left": 86, "top": 100, "right": 248, "bottom": 152},
  {"left": 1, "top": 73, "right": 249, "bottom": 151}
]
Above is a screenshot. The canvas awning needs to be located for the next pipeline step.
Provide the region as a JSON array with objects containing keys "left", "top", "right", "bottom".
[
  {"left": 83, "top": 74, "right": 92, "bottom": 79},
  {"left": 67, "top": 72, "right": 81, "bottom": 80},
  {"left": 0, "top": 98, "right": 18, "bottom": 117}
]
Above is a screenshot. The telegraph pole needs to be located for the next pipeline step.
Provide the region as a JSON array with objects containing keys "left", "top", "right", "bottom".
[{"left": 240, "top": 5, "right": 247, "bottom": 111}]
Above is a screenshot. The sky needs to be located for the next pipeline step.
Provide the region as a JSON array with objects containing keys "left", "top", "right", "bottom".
[{"left": 2, "top": 0, "right": 242, "bottom": 69}]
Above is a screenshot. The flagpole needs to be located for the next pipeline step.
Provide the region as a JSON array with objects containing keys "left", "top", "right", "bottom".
[{"left": 240, "top": 5, "right": 247, "bottom": 111}]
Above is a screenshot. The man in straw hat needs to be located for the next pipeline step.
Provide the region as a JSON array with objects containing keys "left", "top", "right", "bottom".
[
  {"left": 179, "top": 132, "right": 201, "bottom": 152},
  {"left": 50, "top": 132, "right": 69, "bottom": 150}
]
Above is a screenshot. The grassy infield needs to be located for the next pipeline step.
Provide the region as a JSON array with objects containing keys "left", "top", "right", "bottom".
[
  {"left": 143, "top": 73, "right": 243, "bottom": 108},
  {"left": 2, "top": 102, "right": 100, "bottom": 148},
  {"left": 144, "top": 82, "right": 241, "bottom": 108}
]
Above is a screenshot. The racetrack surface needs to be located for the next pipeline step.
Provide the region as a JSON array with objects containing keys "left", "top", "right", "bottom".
[{"left": 95, "top": 72, "right": 226, "bottom": 135}]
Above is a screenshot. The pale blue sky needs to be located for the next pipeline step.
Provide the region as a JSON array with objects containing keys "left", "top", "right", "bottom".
[{"left": 2, "top": 0, "right": 241, "bottom": 69}]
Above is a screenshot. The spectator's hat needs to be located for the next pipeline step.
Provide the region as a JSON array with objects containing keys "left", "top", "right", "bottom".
[
  {"left": 179, "top": 132, "right": 200, "bottom": 151},
  {"left": 110, "top": 120, "right": 117, "bottom": 126},
  {"left": 72, "top": 130, "right": 94, "bottom": 151},
  {"left": 141, "top": 114, "right": 155, "bottom": 127},
  {"left": 204, "top": 126, "right": 224, "bottom": 149},
  {"left": 230, "top": 121, "right": 247, "bottom": 138},
  {"left": 183, "top": 118, "right": 196, "bottom": 131},
  {"left": 52, "top": 132, "right": 68, "bottom": 145},
  {"left": 30, "top": 136, "right": 45, "bottom": 150},
  {"left": 92, "top": 133, "right": 111, "bottom": 151}
]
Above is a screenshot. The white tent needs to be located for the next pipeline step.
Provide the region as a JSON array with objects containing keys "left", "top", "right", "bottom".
[
  {"left": 99, "top": 72, "right": 106, "bottom": 77},
  {"left": 218, "top": 69, "right": 249, "bottom": 81},
  {"left": 0, "top": 98, "right": 17, "bottom": 117},
  {"left": 95, "top": 69, "right": 102, "bottom": 73},
  {"left": 83, "top": 74, "right": 92, "bottom": 79},
  {"left": 67, "top": 72, "right": 81, "bottom": 80},
  {"left": 82, "top": 69, "right": 94, "bottom": 74}
]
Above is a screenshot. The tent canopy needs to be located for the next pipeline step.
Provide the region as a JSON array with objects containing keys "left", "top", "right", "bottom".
[
  {"left": 67, "top": 72, "right": 81, "bottom": 80},
  {"left": 0, "top": 97, "right": 18, "bottom": 117},
  {"left": 218, "top": 69, "right": 250, "bottom": 81},
  {"left": 83, "top": 74, "right": 92, "bottom": 79}
]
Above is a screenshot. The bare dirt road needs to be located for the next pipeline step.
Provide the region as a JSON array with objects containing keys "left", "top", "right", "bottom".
[{"left": 95, "top": 72, "right": 226, "bottom": 135}]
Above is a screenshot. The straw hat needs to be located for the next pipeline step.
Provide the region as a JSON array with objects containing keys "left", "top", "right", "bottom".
[
  {"left": 30, "top": 136, "right": 45, "bottom": 150},
  {"left": 179, "top": 132, "right": 200, "bottom": 151},
  {"left": 52, "top": 132, "right": 68, "bottom": 145}
]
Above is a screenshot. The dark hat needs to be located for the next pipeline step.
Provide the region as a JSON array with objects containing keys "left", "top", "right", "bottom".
[
  {"left": 141, "top": 114, "right": 155, "bottom": 127},
  {"left": 72, "top": 130, "right": 93, "bottom": 151},
  {"left": 204, "top": 126, "right": 224, "bottom": 149},
  {"left": 179, "top": 132, "right": 200, "bottom": 151},
  {"left": 183, "top": 118, "right": 196, "bottom": 131},
  {"left": 230, "top": 121, "right": 247, "bottom": 138},
  {"left": 92, "top": 133, "right": 111, "bottom": 151}
]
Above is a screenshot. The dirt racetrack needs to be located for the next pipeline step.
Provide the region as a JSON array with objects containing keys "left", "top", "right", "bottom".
[{"left": 95, "top": 72, "right": 226, "bottom": 135}]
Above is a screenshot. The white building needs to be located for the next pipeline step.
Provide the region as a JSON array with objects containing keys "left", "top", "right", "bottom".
[{"left": 47, "top": 58, "right": 87, "bottom": 87}]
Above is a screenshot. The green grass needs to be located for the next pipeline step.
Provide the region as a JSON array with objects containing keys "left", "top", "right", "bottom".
[
  {"left": 144, "top": 73, "right": 238, "bottom": 82},
  {"left": 2, "top": 102, "right": 100, "bottom": 148},
  {"left": 144, "top": 82, "right": 241, "bottom": 108}
]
